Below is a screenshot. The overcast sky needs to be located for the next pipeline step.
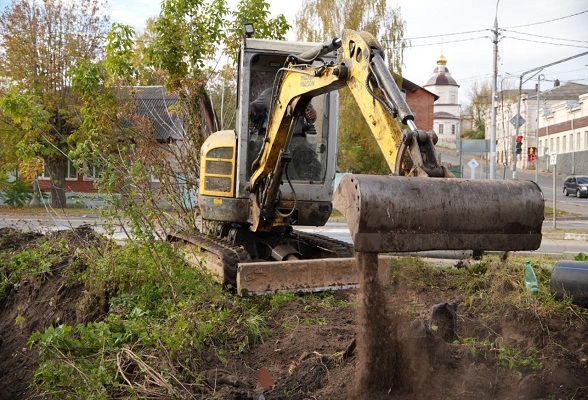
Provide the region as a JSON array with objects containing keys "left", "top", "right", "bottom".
[
  {"left": 1, "top": 0, "right": 587, "bottom": 102},
  {"left": 109, "top": 0, "right": 588, "bottom": 99}
]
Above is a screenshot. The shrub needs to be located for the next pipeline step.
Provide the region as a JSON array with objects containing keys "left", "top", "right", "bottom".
[{"left": 1, "top": 179, "right": 32, "bottom": 207}]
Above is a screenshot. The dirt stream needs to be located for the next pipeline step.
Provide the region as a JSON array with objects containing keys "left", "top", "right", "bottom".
[{"left": 0, "top": 227, "right": 587, "bottom": 399}]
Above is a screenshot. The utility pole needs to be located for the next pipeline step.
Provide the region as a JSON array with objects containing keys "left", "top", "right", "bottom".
[
  {"left": 490, "top": 3, "right": 499, "bottom": 180},
  {"left": 535, "top": 74, "right": 544, "bottom": 183}
]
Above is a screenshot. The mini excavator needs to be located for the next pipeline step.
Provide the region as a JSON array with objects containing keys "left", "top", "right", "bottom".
[{"left": 171, "top": 29, "right": 544, "bottom": 295}]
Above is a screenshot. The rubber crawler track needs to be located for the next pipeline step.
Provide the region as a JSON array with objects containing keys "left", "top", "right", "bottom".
[{"left": 169, "top": 229, "right": 354, "bottom": 289}]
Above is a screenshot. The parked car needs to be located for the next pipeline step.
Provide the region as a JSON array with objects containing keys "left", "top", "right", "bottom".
[{"left": 563, "top": 175, "right": 588, "bottom": 198}]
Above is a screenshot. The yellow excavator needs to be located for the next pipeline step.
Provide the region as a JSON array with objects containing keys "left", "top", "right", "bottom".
[{"left": 172, "top": 29, "right": 544, "bottom": 295}]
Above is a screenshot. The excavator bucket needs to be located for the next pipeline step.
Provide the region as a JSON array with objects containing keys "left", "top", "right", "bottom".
[{"left": 334, "top": 174, "right": 544, "bottom": 253}]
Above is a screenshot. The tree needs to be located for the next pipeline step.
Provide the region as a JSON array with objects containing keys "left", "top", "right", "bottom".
[
  {"left": 68, "top": 0, "right": 292, "bottom": 237},
  {"left": 295, "top": 0, "right": 407, "bottom": 174},
  {"left": 0, "top": 0, "right": 109, "bottom": 207},
  {"left": 0, "top": 99, "right": 20, "bottom": 175},
  {"left": 295, "top": 0, "right": 405, "bottom": 74},
  {"left": 224, "top": 0, "right": 290, "bottom": 62},
  {"left": 462, "top": 81, "right": 492, "bottom": 139}
]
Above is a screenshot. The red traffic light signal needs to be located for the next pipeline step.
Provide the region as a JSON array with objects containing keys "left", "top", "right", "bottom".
[{"left": 515, "top": 136, "right": 523, "bottom": 154}]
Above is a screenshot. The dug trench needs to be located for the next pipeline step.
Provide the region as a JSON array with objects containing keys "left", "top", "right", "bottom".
[{"left": 0, "top": 226, "right": 587, "bottom": 399}]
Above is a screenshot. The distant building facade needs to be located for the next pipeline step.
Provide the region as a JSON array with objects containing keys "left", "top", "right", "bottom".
[
  {"left": 423, "top": 53, "right": 461, "bottom": 148},
  {"left": 486, "top": 80, "right": 588, "bottom": 172},
  {"left": 37, "top": 86, "right": 185, "bottom": 194},
  {"left": 402, "top": 78, "right": 438, "bottom": 132}
]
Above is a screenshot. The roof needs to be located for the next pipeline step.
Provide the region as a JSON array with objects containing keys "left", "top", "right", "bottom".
[
  {"left": 434, "top": 111, "right": 459, "bottom": 120},
  {"left": 527, "top": 81, "right": 588, "bottom": 102},
  {"left": 132, "top": 86, "right": 183, "bottom": 142},
  {"left": 424, "top": 55, "right": 459, "bottom": 88},
  {"left": 400, "top": 76, "right": 439, "bottom": 100}
]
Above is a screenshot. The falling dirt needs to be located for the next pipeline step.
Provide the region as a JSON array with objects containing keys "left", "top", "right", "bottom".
[{"left": 355, "top": 252, "right": 398, "bottom": 397}]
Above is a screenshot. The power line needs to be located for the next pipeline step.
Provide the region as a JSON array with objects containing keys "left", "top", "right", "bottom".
[
  {"left": 404, "top": 29, "right": 488, "bottom": 41},
  {"left": 503, "top": 9, "right": 588, "bottom": 29},
  {"left": 503, "top": 29, "right": 588, "bottom": 44},
  {"left": 390, "top": 36, "right": 489, "bottom": 50},
  {"left": 503, "top": 36, "right": 588, "bottom": 49}
]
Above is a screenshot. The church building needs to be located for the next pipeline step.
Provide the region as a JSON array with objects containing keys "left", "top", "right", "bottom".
[{"left": 423, "top": 53, "right": 461, "bottom": 148}]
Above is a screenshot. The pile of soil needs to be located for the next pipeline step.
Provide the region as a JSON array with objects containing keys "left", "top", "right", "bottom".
[
  {"left": 0, "top": 227, "right": 586, "bottom": 399},
  {"left": 0, "top": 227, "right": 106, "bottom": 400}
]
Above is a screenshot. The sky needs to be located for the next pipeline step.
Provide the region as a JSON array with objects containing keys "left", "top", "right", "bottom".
[
  {"left": 107, "top": 0, "right": 588, "bottom": 103},
  {"left": 1, "top": 0, "right": 587, "bottom": 103}
]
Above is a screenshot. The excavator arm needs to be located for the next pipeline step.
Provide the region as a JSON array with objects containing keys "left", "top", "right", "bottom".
[
  {"left": 249, "top": 29, "right": 543, "bottom": 254},
  {"left": 250, "top": 30, "right": 450, "bottom": 231}
]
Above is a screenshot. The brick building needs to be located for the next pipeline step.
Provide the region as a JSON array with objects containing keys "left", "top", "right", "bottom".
[{"left": 402, "top": 78, "right": 438, "bottom": 131}]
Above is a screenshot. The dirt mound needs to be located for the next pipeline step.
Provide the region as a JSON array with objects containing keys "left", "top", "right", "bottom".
[
  {"left": 0, "top": 227, "right": 105, "bottom": 400},
  {"left": 0, "top": 228, "right": 586, "bottom": 399},
  {"left": 201, "top": 263, "right": 587, "bottom": 400}
]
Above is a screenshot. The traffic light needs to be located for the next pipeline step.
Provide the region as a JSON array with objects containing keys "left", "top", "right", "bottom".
[
  {"left": 515, "top": 135, "right": 523, "bottom": 155},
  {"left": 527, "top": 147, "right": 537, "bottom": 162}
]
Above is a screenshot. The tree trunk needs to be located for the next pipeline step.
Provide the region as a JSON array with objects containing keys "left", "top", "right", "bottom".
[{"left": 46, "top": 156, "right": 68, "bottom": 208}]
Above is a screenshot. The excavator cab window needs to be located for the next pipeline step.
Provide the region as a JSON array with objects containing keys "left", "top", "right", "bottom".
[{"left": 245, "top": 55, "right": 330, "bottom": 184}]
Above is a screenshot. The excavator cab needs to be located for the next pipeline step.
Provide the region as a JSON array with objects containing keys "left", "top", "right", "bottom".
[{"left": 200, "top": 39, "right": 341, "bottom": 229}]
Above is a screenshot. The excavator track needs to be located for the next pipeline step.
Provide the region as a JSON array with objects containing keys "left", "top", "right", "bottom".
[
  {"left": 169, "top": 231, "right": 252, "bottom": 289},
  {"left": 170, "top": 229, "right": 362, "bottom": 294},
  {"left": 291, "top": 230, "right": 354, "bottom": 258}
]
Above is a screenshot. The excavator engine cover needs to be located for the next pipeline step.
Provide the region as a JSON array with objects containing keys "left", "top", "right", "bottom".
[{"left": 334, "top": 174, "right": 544, "bottom": 253}]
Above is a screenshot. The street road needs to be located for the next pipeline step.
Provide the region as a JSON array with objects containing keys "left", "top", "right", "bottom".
[
  {"left": 3, "top": 214, "right": 586, "bottom": 256},
  {"left": 297, "top": 221, "right": 587, "bottom": 256},
  {"left": 440, "top": 148, "right": 588, "bottom": 219},
  {"left": 0, "top": 215, "right": 129, "bottom": 240}
]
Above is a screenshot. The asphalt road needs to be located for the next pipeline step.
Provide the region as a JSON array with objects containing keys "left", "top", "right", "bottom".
[
  {"left": 298, "top": 222, "right": 587, "bottom": 257},
  {"left": 1, "top": 153, "right": 586, "bottom": 258},
  {"left": 1, "top": 213, "right": 585, "bottom": 258}
]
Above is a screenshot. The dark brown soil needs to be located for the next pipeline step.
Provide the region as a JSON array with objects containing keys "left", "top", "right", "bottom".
[
  {"left": 0, "top": 227, "right": 106, "bottom": 400},
  {"left": 0, "top": 227, "right": 587, "bottom": 400}
]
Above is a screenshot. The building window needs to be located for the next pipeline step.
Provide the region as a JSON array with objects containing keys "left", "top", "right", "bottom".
[
  {"left": 438, "top": 124, "right": 444, "bottom": 134},
  {"left": 550, "top": 138, "right": 554, "bottom": 153},
  {"left": 451, "top": 125, "right": 456, "bottom": 135},
  {"left": 66, "top": 160, "right": 78, "bottom": 180},
  {"left": 38, "top": 160, "right": 77, "bottom": 180},
  {"left": 577, "top": 132, "right": 581, "bottom": 150},
  {"left": 39, "top": 163, "right": 49, "bottom": 179},
  {"left": 562, "top": 136, "right": 566, "bottom": 153},
  {"left": 83, "top": 162, "right": 99, "bottom": 181},
  {"left": 585, "top": 131, "right": 588, "bottom": 150}
]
